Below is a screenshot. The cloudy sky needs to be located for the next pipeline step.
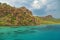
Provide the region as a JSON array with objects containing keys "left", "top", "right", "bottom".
[{"left": 0, "top": 0, "right": 60, "bottom": 18}]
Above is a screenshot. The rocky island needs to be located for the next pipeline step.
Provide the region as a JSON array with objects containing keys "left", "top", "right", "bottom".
[
  {"left": 0, "top": 3, "right": 40, "bottom": 26},
  {"left": 0, "top": 3, "right": 60, "bottom": 26}
]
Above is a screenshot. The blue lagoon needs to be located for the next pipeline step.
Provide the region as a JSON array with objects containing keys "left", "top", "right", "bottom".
[{"left": 0, "top": 25, "right": 60, "bottom": 40}]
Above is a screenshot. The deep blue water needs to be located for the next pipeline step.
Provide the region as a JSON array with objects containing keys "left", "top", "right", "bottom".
[{"left": 0, "top": 24, "right": 60, "bottom": 40}]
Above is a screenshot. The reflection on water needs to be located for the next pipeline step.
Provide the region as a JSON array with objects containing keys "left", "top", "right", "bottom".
[
  {"left": 0, "top": 25, "right": 60, "bottom": 40},
  {"left": 14, "top": 30, "right": 36, "bottom": 34}
]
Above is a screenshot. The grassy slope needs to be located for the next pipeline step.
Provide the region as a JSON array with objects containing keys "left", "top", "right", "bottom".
[{"left": 35, "top": 16, "right": 60, "bottom": 24}]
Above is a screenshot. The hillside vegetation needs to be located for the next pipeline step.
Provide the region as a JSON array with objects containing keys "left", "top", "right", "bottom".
[
  {"left": 35, "top": 15, "right": 60, "bottom": 24},
  {"left": 0, "top": 3, "right": 40, "bottom": 26},
  {"left": 0, "top": 3, "right": 60, "bottom": 26}
]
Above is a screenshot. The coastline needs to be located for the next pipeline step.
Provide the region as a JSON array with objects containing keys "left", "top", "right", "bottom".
[{"left": 0, "top": 24, "right": 60, "bottom": 28}]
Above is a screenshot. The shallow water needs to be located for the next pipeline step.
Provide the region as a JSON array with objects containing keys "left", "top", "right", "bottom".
[{"left": 0, "top": 24, "right": 60, "bottom": 40}]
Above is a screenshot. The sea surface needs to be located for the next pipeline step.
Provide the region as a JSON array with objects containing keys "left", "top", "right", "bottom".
[{"left": 0, "top": 24, "right": 60, "bottom": 40}]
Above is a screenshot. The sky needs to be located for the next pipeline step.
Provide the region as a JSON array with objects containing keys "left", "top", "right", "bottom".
[{"left": 0, "top": 0, "right": 60, "bottom": 18}]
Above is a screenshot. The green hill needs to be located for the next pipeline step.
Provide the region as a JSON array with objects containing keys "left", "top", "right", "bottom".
[
  {"left": 0, "top": 3, "right": 40, "bottom": 26},
  {"left": 35, "top": 15, "right": 60, "bottom": 24},
  {"left": 0, "top": 3, "right": 60, "bottom": 26}
]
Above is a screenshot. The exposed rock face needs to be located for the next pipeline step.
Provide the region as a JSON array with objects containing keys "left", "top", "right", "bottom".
[
  {"left": 45, "top": 15, "right": 53, "bottom": 19},
  {"left": 18, "top": 6, "right": 32, "bottom": 15},
  {"left": 41, "top": 15, "right": 53, "bottom": 19},
  {"left": 0, "top": 3, "right": 40, "bottom": 26}
]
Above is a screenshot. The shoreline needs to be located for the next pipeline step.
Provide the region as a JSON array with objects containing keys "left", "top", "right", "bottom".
[{"left": 0, "top": 24, "right": 60, "bottom": 28}]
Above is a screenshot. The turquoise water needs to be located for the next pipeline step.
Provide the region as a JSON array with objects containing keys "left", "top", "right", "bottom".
[{"left": 0, "top": 24, "right": 60, "bottom": 40}]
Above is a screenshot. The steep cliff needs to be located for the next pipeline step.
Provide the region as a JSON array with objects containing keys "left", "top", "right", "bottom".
[{"left": 0, "top": 3, "right": 40, "bottom": 26}]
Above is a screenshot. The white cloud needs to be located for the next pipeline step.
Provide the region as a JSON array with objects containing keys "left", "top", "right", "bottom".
[
  {"left": 45, "top": 0, "right": 59, "bottom": 18},
  {"left": 31, "top": 0, "right": 41, "bottom": 9},
  {"left": 0, "top": 0, "right": 47, "bottom": 9},
  {"left": 46, "top": 1, "right": 58, "bottom": 14},
  {"left": 46, "top": 5, "right": 56, "bottom": 17},
  {"left": 0, "top": 0, "right": 28, "bottom": 6},
  {"left": 31, "top": 0, "right": 47, "bottom": 9},
  {"left": 41, "top": 0, "right": 47, "bottom": 4},
  {"left": 46, "top": 5, "right": 55, "bottom": 11},
  {"left": 0, "top": 0, "right": 10, "bottom": 4},
  {"left": 0, "top": 0, "right": 14, "bottom": 6}
]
